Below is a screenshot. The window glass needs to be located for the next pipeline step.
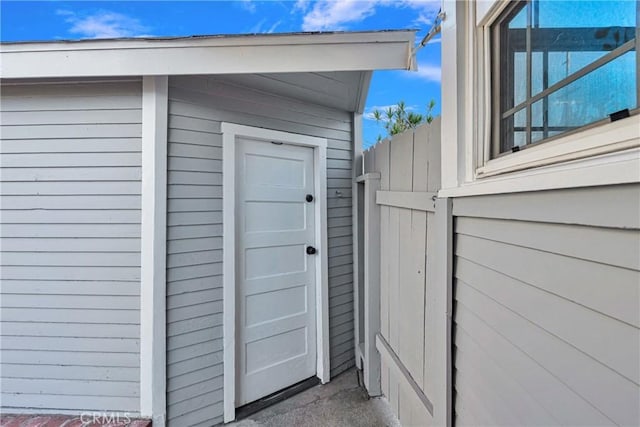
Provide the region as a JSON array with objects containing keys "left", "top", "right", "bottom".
[
  {"left": 493, "top": 0, "right": 638, "bottom": 155},
  {"left": 547, "top": 51, "right": 636, "bottom": 128}
]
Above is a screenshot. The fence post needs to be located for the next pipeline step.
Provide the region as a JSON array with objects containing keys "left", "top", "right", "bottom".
[
  {"left": 363, "top": 174, "right": 381, "bottom": 396},
  {"left": 433, "top": 197, "right": 453, "bottom": 427}
]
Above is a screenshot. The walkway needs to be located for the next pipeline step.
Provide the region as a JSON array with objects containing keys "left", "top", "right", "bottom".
[{"left": 228, "top": 369, "right": 399, "bottom": 427}]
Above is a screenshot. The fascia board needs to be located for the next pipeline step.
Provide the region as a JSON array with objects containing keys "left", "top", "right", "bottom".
[{"left": 1, "top": 31, "right": 416, "bottom": 79}]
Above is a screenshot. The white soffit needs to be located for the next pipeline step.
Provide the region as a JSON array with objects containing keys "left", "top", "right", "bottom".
[
  {"left": 0, "top": 30, "right": 415, "bottom": 79},
  {"left": 211, "top": 71, "right": 372, "bottom": 113}
]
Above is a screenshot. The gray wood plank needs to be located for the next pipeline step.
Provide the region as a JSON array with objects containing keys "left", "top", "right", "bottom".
[
  {"left": 1, "top": 124, "right": 142, "bottom": 140},
  {"left": 0, "top": 238, "right": 140, "bottom": 253},
  {"left": 1, "top": 109, "right": 141, "bottom": 126},
  {"left": 1, "top": 378, "right": 138, "bottom": 396},
  {"left": 1, "top": 336, "right": 139, "bottom": 353},
  {"left": 456, "top": 281, "right": 637, "bottom": 426},
  {"left": 0, "top": 350, "right": 139, "bottom": 368},
  {"left": 454, "top": 327, "right": 559, "bottom": 426},
  {"left": 167, "top": 351, "right": 223, "bottom": 379},
  {"left": 452, "top": 184, "right": 640, "bottom": 229},
  {"left": 456, "top": 256, "right": 639, "bottom": 383},
  {"left": 1, "top": 266, "right": 139, "bottom": 281},
  {"left": 0, "top": 280, "right": 139, "bottom": 296},
  {"left": 0, "top": 393, "right": 139, "bottom": 412},
  {"left": 167, "top": 314, "right": 223, "bottom": 338},
  {"left": 1, "top": 364, "right": 139, "bottom": 382},
  {"left": 0, "top": 139, "right": 141, "bottom": 154},
  {"left": 1, "top": 252, "right": 140, "bottom": 268},
  {"left": 1, "top": 322, "right": 139, "bottom": 339},
  {"left": 456, "top": 216, "right": 640, "bottom": 270},
  {"left": 0, "top": 81, "right": 141, "bottom": 98},
  {"left": 1, "top": 294, "right": 139, "bottom": 310},
  {"left": 1, "top": 195, "right": 141, "bottom": 210},
  {"left": 1, "top": 307, "right": 139, "bottom": 324},
  {"left": 455, "top": 233, "right": 640, "bottom": 327},
  {"left": 454, "top": 302, "right": 615, "bottom": 426},
  {"left": 167, "top": 400, "right": 223, "bottom": 427},
  {"left": 0, "top": 209, "right": 141, "bottom": 224},
  {"left": 168, "top": 389, "right": 222, "bottom": 420}
]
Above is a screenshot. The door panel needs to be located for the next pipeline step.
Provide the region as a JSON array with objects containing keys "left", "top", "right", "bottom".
[{"left": 236, "top": 137, "right": 317, "bottom": 406}]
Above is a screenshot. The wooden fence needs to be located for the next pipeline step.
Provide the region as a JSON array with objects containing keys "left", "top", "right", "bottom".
[{"left": 354, "top": 118, "right": 446, "bottom": 426}]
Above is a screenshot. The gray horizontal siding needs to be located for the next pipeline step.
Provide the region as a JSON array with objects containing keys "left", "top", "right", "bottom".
[
  {"left": 0, "top": 80, "right": 142, "bottom": 414},
  {"left": 165, "top": 96, "right": 224, "bottom": 427},
  {"left": 166, "top": 75, "right": 355, "bottom": 426},
  {"left": 452, "top": 185, "right": 640, "bottom": 427}
]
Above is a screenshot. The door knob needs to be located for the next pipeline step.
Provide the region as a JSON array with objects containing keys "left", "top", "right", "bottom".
[
  {"left": 306, "top": 246, "right": 317, "bottom": 255},
  {"left": 306, "top": 194, "right": 314, "bottom": 202}
]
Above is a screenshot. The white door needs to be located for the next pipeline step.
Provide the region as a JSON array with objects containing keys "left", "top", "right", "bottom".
[{"left": 236, "top": 137, "right": 317, "bottom": 406}]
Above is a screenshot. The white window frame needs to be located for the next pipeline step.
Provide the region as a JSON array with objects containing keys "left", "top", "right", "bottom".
[
  {"left": 221, "top": 123, "right": 330, "bottom": 423},
  {"left": 439, "top": 0, "right": 640, "bottom": 197},
  {"left": 480, "top": 0, "right": 640, "bottom": 177}
]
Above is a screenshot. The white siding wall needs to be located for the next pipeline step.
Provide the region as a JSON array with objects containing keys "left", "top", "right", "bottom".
[
  {"left": 452, "top": 184, "right": 640, "bottom": 426},
  {"left": 0, "top": 80, "right": 143, "bottom": 413},
  {"left": 166, "top": 75, "right": 355, "bottom": 426}
]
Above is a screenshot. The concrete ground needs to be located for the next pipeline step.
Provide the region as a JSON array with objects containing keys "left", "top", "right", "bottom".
[{"left": 228, "top": 369, "right": 400, "bottom": 427}]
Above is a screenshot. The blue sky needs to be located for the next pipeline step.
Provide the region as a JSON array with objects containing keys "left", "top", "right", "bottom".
[{"left": 1, "top": 0, "right": 442, "bottom": 148}]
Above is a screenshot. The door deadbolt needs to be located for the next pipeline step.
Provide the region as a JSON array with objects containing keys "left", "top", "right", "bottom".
[
  {"left": 306, "top": 246, "right": 317, "bottom": 255},
  {"left": 306, "top": 194, "right": 314, "bottom": 202}
]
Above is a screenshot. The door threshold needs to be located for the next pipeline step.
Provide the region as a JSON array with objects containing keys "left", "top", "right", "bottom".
[{"left": 235, "top": 376, "right": 320, "bottom": 421}]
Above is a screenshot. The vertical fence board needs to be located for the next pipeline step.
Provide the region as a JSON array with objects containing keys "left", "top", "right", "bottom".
[
  {"left": 399, "top": 387, "right": 414, "bottom": 426},
  {"left": 397, "top": 207, "right": 415, "bottom": 365},
  {"left": 424, "top": 212, "right": 437, "bottom": 402},
  {"left": 413, "top": 126, "right": 429, "bottom": 192},
  {"left": 389, "top": 372, "right": 400, "bottom": 416},
  {"left": 388, "top": 207, "right": 401, "bottom": 350},
  {"left": 364, "top": 148, "right": 375, "bottom": 174},
  {"left": 424, "top": 211, "right": 437, "bottom": 400},
  {"left": 426, "top": 120, "right": 442, "bottom": 192},
  {"left": 376, "top": 140, "right": 391, "bottom": 399},
  {"left": 389, "top": 130, "right": 413, "bottom": 356},
  {"left": 390, "top": 131, "right": 414, "bottom": 192},
  {"left": 408, "top": 210, "right": 427, "bottom": 387}
]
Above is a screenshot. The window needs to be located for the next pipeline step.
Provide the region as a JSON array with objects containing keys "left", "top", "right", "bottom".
[{"left": 491, "top": 0, "right": 638, "bottom": 157}]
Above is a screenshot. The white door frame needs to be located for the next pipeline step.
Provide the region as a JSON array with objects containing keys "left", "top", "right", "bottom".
[{"left": 221, "top": 123, "right": 330, "bottom": 423}]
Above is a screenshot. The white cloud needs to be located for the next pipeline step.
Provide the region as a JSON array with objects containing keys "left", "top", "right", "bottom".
[
  {"left": 413, "top": 12, "right": 433, "bottom": 27},
  {"left": 301, "top": 0, "right": 378, "bottom": 31},
  {"left": 249, "top": 18, "right": 268, "bottom": 33},
  {"left": 239, "top": 0, "right": 257, "bottom": 14},
  {"left": 57, "top": 9, "right": 151, "bottom": 39},
  {"left": 412, "top": 62, "right": 441, "bottom": 82},
  {"left": 292, "top": 0, "right": 311, "bottom": 14},
  {"left": 397, "top": 0, "right": 440, "bottom": 9},
  {"left": 267, "top": 20, "right": 282, "bottom": 33},
  {"left": 300, "top": 0, "right": 440, "bottom": 32},
  {"left": 248, "top": 18, "right": 282, "bottom": 34}
]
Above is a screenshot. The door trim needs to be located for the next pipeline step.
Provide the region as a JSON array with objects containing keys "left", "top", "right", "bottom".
[{"left": 221, "top": 123, "right": 330, "bottom": 423}]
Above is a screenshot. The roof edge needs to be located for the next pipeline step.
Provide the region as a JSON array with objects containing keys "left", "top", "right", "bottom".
[
  {"left": 0, "top": 30, "right": 416, "bottom": 79},
  {"left": 1, "top": 29, "right": 417, "bottom": 48}
]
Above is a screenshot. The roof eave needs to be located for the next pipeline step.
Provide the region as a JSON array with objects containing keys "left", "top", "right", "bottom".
[{"left": 0, "top": 30, "right": 416, "bottom": 79}]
